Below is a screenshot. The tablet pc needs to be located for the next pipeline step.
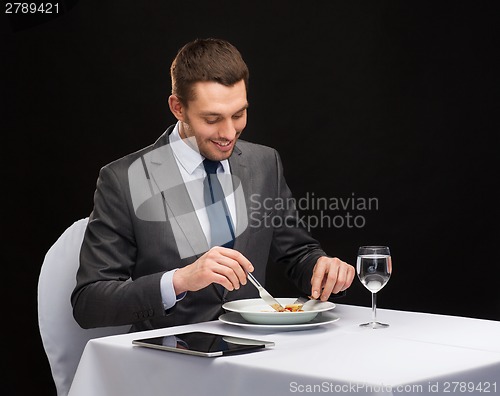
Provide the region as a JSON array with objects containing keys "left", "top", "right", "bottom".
[{"left": 132, "top": 331, "right": 274, "bottom": 357}]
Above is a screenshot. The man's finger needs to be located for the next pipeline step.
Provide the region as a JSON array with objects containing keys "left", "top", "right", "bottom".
[
  {"left": 216, "top": 247, "right": 254, "bottom": 272},
  {"left": 310, "top": 259, "right": 328, "bottom": 299}
]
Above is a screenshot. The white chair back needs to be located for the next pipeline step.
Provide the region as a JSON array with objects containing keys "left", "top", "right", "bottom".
[{"left": 38, "top": 218, "right": 130, "bottom": 396}]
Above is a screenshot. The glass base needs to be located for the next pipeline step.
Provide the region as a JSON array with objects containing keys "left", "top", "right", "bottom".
[{"left": 359, "top": 321, "right": 389, "bottom": 329}]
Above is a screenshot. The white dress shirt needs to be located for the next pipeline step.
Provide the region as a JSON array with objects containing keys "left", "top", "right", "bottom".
[{"left": 160, "top": 122, "right": 237, "bottom": 309}]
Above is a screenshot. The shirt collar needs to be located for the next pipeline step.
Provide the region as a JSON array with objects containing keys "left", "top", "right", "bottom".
[
  {"left": 169, "top": 122, "right": 204, "bottom": 175},
  {"left": 169, "top": 122, "right": 231, "bottom": 175}
]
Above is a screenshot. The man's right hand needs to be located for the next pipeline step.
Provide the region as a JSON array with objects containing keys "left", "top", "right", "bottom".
[{"left": 172, "top": 247, "right": 254, "bottom": 295}]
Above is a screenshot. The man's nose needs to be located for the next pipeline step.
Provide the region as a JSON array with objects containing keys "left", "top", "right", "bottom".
[{"left": 218, "top": 119, "right": 237, "bottom": 140}]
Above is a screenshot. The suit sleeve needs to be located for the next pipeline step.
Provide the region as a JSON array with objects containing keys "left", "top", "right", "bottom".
[
  {"left": 268, "top": 150, "right": 328, "bottom": 295},
  {"left": 71, "top": 165, "right": 166, "bottom": 329}
]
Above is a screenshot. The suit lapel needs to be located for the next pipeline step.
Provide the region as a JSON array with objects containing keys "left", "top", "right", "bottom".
[
  {"left": 228, "top": 145, "right": 252, "bottom": 254},
  {"left": 148, "top": 132, "right": 209, "bottom": 259}
]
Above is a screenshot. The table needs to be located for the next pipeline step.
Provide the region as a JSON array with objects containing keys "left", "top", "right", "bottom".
[{"left": 68, "top": 304, "right": 500, "bottom": 396}]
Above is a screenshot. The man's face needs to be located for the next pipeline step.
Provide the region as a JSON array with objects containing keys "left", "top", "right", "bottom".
[{"left": 177, "top": 80, "right": 248, "bottom": 161}]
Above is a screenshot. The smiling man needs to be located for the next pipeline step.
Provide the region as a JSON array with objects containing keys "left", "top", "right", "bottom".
[
  {"left": 172, "top": 80, "right": 248, "bottom": 161},
  {"left": 72, "top": 38, "right": 354, "bottom": 331}
]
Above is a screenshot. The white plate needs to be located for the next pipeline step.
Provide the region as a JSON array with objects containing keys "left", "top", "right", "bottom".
[
  {"left": 222, "top": 298, "right": 336, "bottom": 325},
  {"left": 219, "top": 312, "right": 340, "bottom": 331}
]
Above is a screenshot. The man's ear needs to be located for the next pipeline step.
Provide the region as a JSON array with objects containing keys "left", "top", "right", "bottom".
[{"left": 168, "top": 95, "right": 185, "bottom": 121}]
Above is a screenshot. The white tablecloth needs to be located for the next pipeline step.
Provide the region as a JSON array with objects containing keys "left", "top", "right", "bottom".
[{"left": 69, "top": 304, "right": 500, "bottom": 396}]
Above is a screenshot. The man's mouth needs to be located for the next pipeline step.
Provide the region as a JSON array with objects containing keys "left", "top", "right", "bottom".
[{"left": 211, "top": 140, "right": 233, "bottom": 151}]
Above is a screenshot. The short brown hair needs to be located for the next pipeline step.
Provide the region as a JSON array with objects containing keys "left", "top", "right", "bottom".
[{"left": 170, "top": 38, "right": 249, "bottom": 105}]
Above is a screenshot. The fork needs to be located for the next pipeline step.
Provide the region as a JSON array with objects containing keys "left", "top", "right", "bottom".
[{"left": 292, "top": 296, "right": 322, "bottom": 311}]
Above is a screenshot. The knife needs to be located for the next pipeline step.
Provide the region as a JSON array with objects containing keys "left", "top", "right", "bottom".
[{"left": 246, "top": 272, "right": 285, "bottom": 312}]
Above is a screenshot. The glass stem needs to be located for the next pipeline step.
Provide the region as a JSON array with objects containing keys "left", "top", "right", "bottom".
[{"left": 372, "top": 292, "right": 377, "bottom": 324}]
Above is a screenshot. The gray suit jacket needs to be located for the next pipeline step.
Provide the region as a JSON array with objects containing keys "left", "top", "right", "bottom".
[{"left": 72, "top": 126, "right": 326, "bottom": 331}]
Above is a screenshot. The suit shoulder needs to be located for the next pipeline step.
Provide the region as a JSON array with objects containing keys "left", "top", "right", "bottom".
[
  {"left": 101, "top": 129, "right": 171, "bottom": 173},
  {"left": 104, "top": 143, "right": 155, "bottom": 172}
]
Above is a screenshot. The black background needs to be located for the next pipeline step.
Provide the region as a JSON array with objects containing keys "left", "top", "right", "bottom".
[{"left": 2, "top": 1, "right": 499, "bottom": 394}]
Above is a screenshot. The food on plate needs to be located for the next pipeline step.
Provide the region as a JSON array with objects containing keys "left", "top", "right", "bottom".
[
  {"left": 271, "top": 303, "right": 285, "bottom": 312},
  {"left": 284, "top": 304, "right": 304, "bottom": 312},
  {"left": 267, "top": 303, "right": 304, "bottom": 312}
]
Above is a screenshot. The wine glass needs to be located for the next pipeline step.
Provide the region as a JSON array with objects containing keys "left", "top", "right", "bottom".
[{"left": 356, "top": 246, "right": 392, "bottom": 328}]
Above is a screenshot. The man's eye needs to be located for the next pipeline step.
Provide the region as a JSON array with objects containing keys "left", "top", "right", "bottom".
[
  {"left": 205, "top": 118, "right": 219, "bottom": 124},
  {"left": 232, "top": 113, "right": 244, "bottom": 120}
]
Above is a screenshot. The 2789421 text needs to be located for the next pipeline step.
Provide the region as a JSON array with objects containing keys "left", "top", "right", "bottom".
[{"left": 5, "top": 3, "right": 59, "bottom": 14}]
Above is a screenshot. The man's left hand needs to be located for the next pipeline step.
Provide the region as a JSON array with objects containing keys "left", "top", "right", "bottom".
[{"left": 310, "top": 256, "right": 355, "bottom": 301}]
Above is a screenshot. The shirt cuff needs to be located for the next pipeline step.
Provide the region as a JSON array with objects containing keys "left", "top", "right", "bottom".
[{"left": 160, "top": 269, "right": 187, "bottom": 310}]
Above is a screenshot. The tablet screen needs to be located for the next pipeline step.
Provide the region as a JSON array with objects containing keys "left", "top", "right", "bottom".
[{"left": 132, "top": 331, "right": 274, "bottom": 357}]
